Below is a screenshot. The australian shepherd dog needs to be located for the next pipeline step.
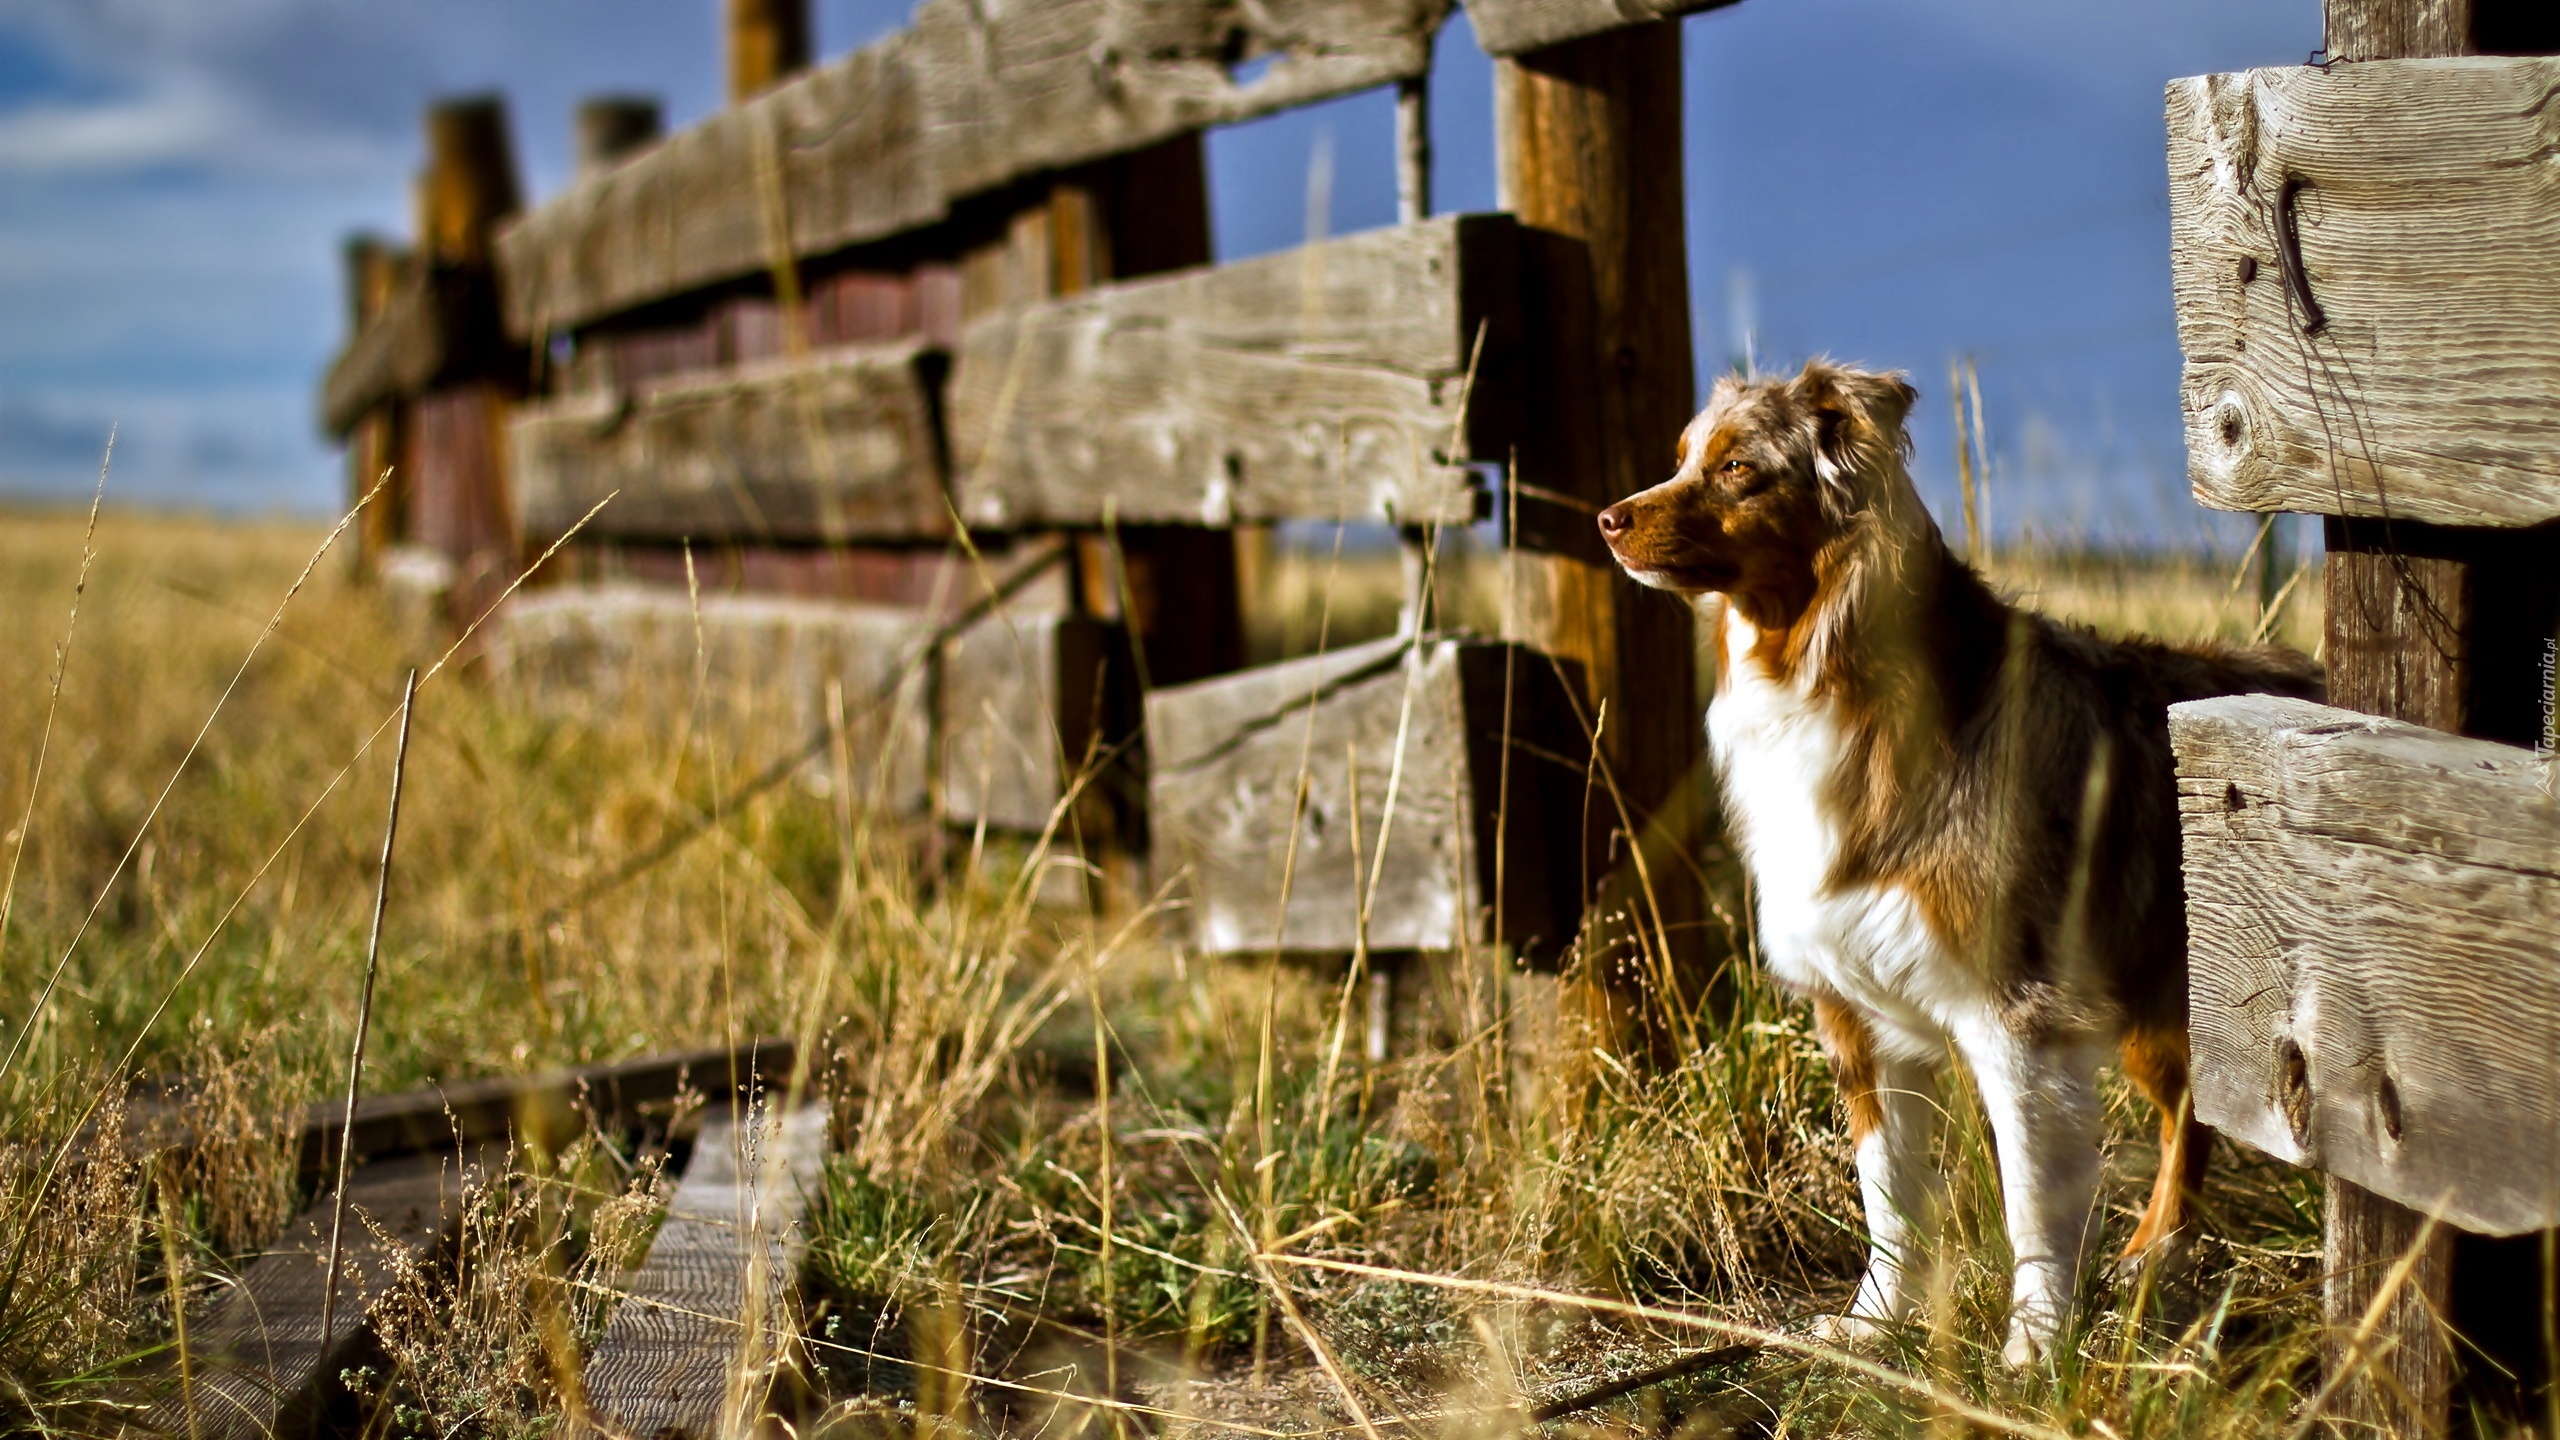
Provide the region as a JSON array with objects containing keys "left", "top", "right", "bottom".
[{"left": 1596, "top": 360, "right": 2321, "bottom": 1363}]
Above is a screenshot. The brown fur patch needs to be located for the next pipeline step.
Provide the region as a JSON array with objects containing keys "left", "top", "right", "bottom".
[
  {"left": 2119, "top": 1026, "right": 2212, "bottom": 1257},
  {"left": 1813, "top": 995, "right": 1885, "bottom": 1142}
]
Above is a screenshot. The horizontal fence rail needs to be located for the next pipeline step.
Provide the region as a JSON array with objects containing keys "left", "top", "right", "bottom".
[
  {"left": 513, "top": 339, "right": 951, "bottom": 545},
  {"left": 950, "top": 213, "right": 1522, "bottom": 529},
  {"left": 492, "top": 0, "right": 1452, "bottom": 337},
  {"left": 2169, "top": 57, "right": 2560, "bottom": 527},
  {"left": 2170, "top": 694, "right": 2560, "bottom": 1237}
]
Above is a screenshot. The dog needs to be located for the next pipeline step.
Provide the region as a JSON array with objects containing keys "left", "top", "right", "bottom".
[{"left": 1595, "top": 360, "right": 2321, "bottom": 1364}]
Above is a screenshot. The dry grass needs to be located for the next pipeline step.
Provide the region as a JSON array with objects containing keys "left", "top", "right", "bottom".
[{"left": 0, "top": 506, "right": 2335, "bottom": 1438}]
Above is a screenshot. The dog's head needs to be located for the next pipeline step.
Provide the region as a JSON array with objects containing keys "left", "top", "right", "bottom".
[{"left": 1597, "top": 360, "right": 1922, "bottom": 625}]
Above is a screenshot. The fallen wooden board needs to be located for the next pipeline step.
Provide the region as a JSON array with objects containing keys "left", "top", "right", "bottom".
[
  {"left": 2168, "top": 58, "right": 2560, "bottom": 525},
  {"left": 939, "top": 609, "right": 1135, "bottom": 834},
  {"left": 1466, "top": 0, "right": 1739, "bottom": 57},
  {"left": 311, "top": 1043, "right": 794, "bottom": 1176},
  {"left": 511, "top": 340, "right": 950, "bottom": 546},
  {"left": 119, "top": 1042, "right": 792, "bottom": 1177},
  {"left": 489, "top": 588, "right": 934, "bottom": 814},
  {"left": 321, "top": 265, "right": 515, "bottom": 437},
  {"left": 1148, "top": 634, "right": 1588, "bottom": 956},
  {"left": 580, "top": 1102, "right": 830, "bottom": 1440},
  {"left": 951, "top": 215, "right": 1520, "bottom": 528},
  {"left": 2170, "top": 693, "right": 2560, "bottom": 1235},
  {"left": 495, "top": 0, "right": 1448, "bottom": 336},
  {"left": 131, "top": 1147, "right": 494, "bottom": 1440}
]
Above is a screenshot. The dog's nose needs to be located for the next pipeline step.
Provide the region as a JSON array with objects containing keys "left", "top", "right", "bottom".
[{"left": 1596, "top": 502, "right": 1632, "bottom": 540}]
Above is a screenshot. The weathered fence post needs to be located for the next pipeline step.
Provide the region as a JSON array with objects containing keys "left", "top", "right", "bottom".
[
  {"left": 2313, "top": 2, "right": 2559, "bottom": 1431},
  {"left": 1495, "top": 24, "right": 1707, "bottom": 1035},
  {"left": 407, "top": 96, "right": 526, "bottom": 637},
  {"left": 341, "top": 235, "right": 409, "bottom": 570},
  {"left": 1081, "top": 136, "right": 1245, "bottom": 689},
  {"left": 726, "top": 0, "right": 811, "bottom": 103},
  {"left": 575, "top": 96, "right": 663, "bottom": 180}
]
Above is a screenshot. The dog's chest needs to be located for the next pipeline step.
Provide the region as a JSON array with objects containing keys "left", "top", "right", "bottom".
[{"left": 1707, "top": 612, "right": 1971, "bottom": 1041}]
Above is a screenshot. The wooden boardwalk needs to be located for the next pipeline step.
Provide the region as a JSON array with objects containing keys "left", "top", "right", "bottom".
[
  {"left": 134, "top": 1148, "right": 494, "bottom": 1440},
  {"left": 579, "top": 1101, "right": 830, "bottom": 1440}
]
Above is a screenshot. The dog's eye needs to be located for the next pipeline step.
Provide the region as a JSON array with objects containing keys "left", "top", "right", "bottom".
[{"left": 1719, "top": 459, "right": 1751, "bottom": 480}]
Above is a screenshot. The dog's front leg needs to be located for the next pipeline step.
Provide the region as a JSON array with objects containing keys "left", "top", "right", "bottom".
[
  {"left": 1961, "top": 1024, "right": 2106, "bottom": 1367},
  {"left": 1812, "top": 998, "right": 1943, "bottom": 1342}
]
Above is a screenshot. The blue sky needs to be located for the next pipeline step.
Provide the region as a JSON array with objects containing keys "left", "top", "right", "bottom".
[{"left": 0, "top": 0, "right": 2316, "bottom": 545}]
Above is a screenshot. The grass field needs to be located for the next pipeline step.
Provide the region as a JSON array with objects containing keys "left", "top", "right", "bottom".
[{"left": 0, "top": 506, "right": 2333, "bottom": 1437}]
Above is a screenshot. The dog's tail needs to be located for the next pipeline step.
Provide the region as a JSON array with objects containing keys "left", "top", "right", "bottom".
[{"left": 2137, "top": 638, "right": 2326, "bottom": 707}]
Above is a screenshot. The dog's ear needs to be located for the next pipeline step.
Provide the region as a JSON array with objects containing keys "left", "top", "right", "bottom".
[{"left": 1794, "top": 362, "right": 1918, "bottom": 508}]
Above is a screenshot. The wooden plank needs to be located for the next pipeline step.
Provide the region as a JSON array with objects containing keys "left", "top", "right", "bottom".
[
  {"left": 131, "top": 1148, "right": 493, "bottom": 1440},
  {"left": 493, "top": 0, "right": 1449, "bottom": 336},
  {"left": 1147, "top": 635, "right": 1586, "bottom": 956},
  {"left": 548, "top": 543, "right": 1068, "bottom": 616},
  {"left": 117, "top": 1042, "right": 791, "bottom": 1176},
  {"left": 939, "top": 609, "right": 1136, "bottom": 835},
  {"left": 510, "top": 340, "right": 949, "bottom": 546},
  {"left": 314, "top": 1043, "right": 793, "bottom": 1175},
  {"left": 949, "top": 215, "right": 1518, "bottom": 528},
  {"left": 580, "top": 1102, "right": 829, "bottom": 1440},
  {"left": 2169, "top": 693, "right": 2560, "bottom": 1237},
  {"left": 490, "top": 589, "right": 933, "bottom": 812},
  {"left": 1467, "top": 0, "right": 1739, "bottom": 58},
  {"left": 902, "top": 0, "right": 1447, "bottom": 204},
  {"left": 2167, "top": 57, "right": 2560, "bottom": 525}
]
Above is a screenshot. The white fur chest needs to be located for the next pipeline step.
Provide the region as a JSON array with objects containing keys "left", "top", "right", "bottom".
[{"left": 1705, "top": 607, "right": 1975, "bottom": 1050}]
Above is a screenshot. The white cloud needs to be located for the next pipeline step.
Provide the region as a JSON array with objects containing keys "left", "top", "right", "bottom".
[{"left": 0, "top": 77, "right": 391, "bottom": 177}]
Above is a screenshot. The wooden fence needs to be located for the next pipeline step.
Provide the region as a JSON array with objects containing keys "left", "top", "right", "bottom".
[
  {"left": 322, "top": 0, "right": 1732, "bottom": 986},
  {"left": 311, "top": 0, "right": 2560, "bottom": 1431},
  {"left": 305, "top": 0, "right": 1742, "bottom": 1427},
  {"left": 2165, "top": 1, "right": 2559, "bottom": 1431}
]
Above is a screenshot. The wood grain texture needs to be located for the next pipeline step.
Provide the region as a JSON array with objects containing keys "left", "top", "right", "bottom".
[
  {"left": 2325, "top": 0, "right": 2472, "bottom": 57},
  {"left": 2324, "top": 515, "right": 2560, "bottom": 750},
  {"left": 2323, "top": 1174, "right": 2458, "bottom": 1437},
  {"left": 1496, "top": 26, "right": 1706, "bottom": 1016},
  {"left": 489, "top": 588, "right": 932, "bottom": 812},
  {"left": 2167, "top": 58, "right": 2560, "bottom": 525},
  {"left": 133, "top": 1149, "right": 491, "bottom": 1440},
  {"left": 2170, "top": 693, "right": 2560, "bottom": 1235},
  {"left": 949, "top": 214, "right": 1518, "bottom": 529},
  {"left": 938, "top": 609, "right": 1136, "bottom": 835},
  {"left": 1466, "top": 0, "right": 1739, "bottom": 58},
  {"left": 581, "top": 1103, "right": 829, "bottom": 1440},
  {"left": 494, "top": 0, "right": 1447, "bottom": 336},
  {"left": 510, "top": 340, "right": 949, "bottom": 546},
  {"left": 1147, "top": 635, "right": 1586, "bottom": 957}
]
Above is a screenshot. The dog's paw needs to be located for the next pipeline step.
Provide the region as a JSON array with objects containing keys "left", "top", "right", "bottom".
[
  {"left": 2112, "top": 1226, "right": 2196, "bottom": 1290},
  {"left": 2000, "top": 1321, "right": 2046, "bottom": 1370}
]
